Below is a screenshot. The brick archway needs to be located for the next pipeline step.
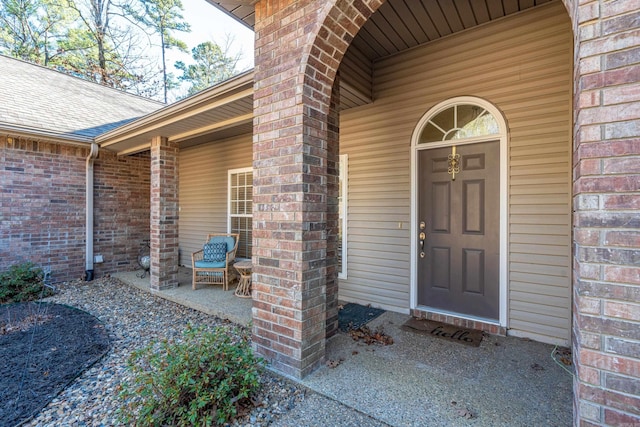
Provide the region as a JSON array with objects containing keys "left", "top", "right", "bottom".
[
  {"left": 252, "top": 2, "right": 640, "bottom": 424},
  {"left": 251, "top": 0, "right": 386, "bottom": 378}
]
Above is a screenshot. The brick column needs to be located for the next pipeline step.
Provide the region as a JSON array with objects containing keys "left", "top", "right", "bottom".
[
  {"left": 251, "top": 0, "right": 380, "bottom": 379},
  {"left": 325, "top": 76, "right": 340, "bottom": 338},
  {"left": 572, "top": 0, "right": 640, "bottom": 425},
  {"left": 150, "top": 136, "right": 179, "bottom": 291}
]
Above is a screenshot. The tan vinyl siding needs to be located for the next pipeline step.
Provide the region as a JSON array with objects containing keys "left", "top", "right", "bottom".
[
  {"left": 179, "top": 135, "right": 252, "bottom": 266},
  {"left": 339, "top": 1, "right": 572, "bottom": 343},
  {"left": 341, "top": 45, "right": 373, "bottom": 108}
]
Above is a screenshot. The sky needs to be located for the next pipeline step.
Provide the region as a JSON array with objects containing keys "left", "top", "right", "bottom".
[
  {"left": 172, "top": 1, "right": 255, "bottom": 73},
  {"left": 163, "top": 1, "right": 255, "bottom": 100}
]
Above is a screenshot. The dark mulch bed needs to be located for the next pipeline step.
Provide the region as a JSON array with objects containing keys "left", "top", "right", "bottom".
[{"left": 0, "top": 302, "right": 110, "bottom": 427}]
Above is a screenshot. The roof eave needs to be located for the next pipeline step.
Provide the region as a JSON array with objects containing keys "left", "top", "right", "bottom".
[
  {"left": 205, "top": 0, "right": 255, "bottom": 30},
  {"left": 0, "top": 124, "right": 94, "bottom": 146},
  {"left": 96, "top": 70, "right": 255, "bottom": 148}
]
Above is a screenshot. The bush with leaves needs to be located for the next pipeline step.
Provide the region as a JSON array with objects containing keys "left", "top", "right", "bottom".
[
  {"left": 118, "top": 325, "right": 262, "bottom": 426},
  {"left": 0, "top": 262, "right": 51, "bottom": 304}
]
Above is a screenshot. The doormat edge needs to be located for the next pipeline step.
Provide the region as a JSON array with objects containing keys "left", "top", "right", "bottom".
[
  {"left": 401, "top": 318, "right": 483, "bottom": 347},
  {"left": 338, "top": 303, "right": 385, "bottom": 332}
]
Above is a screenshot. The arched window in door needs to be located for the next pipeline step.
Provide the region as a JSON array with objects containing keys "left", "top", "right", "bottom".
[{"left": 418, "top": 103, "right": 500, "bottom": 143}]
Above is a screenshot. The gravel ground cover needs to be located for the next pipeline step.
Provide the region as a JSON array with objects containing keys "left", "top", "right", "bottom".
[{"left": 21, "top": 277, "right": 312, "bottom": 427}]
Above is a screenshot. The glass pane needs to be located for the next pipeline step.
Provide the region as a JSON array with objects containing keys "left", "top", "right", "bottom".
[
  {"left": 458, "top": 105, "right": 499, "bottom": 137},
  {"left": 421, "top": 104, "right": 499, "bottom": 143},
  {"left": 445, "top": 128, "right": 467, "bottom": 140},
  {"left": 420, "top": 122, "right": 445, "bottom": 143},
  {"left": 431, "top": 107, "right": 454, "bottom": 132},
  {"left": 229, "top": 171, "right": 253, "bottom": 258},
  {"left": 456, "top": 104, "right": 481, "bottom": 129}
]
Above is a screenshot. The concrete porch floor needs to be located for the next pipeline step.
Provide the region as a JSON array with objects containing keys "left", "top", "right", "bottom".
[
  {"left": 114, "top": 267, "right": 573, "bottom": 426},
  {"left": 112, "top": 266, "right": 252, "bottom": 326}
]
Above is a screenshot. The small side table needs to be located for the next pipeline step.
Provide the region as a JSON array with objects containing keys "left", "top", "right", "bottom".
[{"left": 234, "top": 260, "right": 252, "bottom": 298}]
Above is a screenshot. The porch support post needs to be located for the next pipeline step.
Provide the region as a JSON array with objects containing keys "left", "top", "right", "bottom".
[
  {"left": 325, "top": 75, "right": 340, "bottom": 338},
  {"left": 252, "top": 2, "right": 335, "bottom": 379},
  {"left": 251, "top": 0, "right": 381, "bottom": 379},
  {"left": 149, "top": 135, "right": 179, "bottom": 291},
  {"left": 571, "top": 0, "right": 640, "bottom": 425}
]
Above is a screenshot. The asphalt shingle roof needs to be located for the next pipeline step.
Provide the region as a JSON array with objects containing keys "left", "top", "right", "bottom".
[{"left": 0, "top": 55, "right": 164, "bottom": 140}]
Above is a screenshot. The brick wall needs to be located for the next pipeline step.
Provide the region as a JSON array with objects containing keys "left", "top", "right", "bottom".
[
  {"left": 572, "top": 0, "right": 640, "bottom": 425},
  {"left": 0, "top": 136, "right": 86, "bottom": 282},
  {"left": 93, "top": 149, "right": 150, "bottom": 277},
  {"left": 325, "top": 75, "right": 340, "bottom": 338},
  {"left": 0, "top": 135, "right": 151, "bottom": 282}
]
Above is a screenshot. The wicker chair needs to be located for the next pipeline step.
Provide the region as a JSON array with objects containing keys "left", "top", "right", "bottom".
[{"left": 191, "top": 233, "right": 239, "bottom": 290}]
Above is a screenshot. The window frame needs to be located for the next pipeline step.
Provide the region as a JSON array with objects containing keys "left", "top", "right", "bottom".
[
  {"left": 227, "top": 167, "right": 253, "bottom": 260},
  {"left": 338, "top": 154, "right": 348, "bottom": 279}
]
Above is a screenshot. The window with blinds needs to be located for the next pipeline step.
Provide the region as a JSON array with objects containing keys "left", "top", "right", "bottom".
[{"left": 228, "top": 168, "right": 252, "bottom": 259}]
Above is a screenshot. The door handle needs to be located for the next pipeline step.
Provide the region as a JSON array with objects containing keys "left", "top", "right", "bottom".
[{"left": 419, "top": 223, "right": 426, "bottom": 258}]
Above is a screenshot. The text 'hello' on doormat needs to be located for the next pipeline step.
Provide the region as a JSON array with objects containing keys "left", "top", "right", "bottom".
[
  {"left": 338, "top": 303, "right": 385, "bottom": 332},
  {"left": 402, "top": 318, "right": 483, "bottom": 347}
]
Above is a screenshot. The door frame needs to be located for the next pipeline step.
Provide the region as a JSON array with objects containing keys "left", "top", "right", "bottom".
[{"left": 410, "top": 96, "right": 509, "bottom": 327}]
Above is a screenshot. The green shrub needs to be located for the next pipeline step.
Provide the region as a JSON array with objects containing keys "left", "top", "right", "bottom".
[
  {"left": 0, "top": 262, "right": 51, "bottom": 304},
  {"left": 118, "top": 325, "right": 262, "bottom": 426}
]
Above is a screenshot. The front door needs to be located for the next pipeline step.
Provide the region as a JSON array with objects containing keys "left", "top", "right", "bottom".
[{"left": 417, "top": 141, "right": 500, "bottom": 320}]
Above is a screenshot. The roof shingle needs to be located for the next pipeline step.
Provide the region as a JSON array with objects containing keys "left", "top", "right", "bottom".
[{"left": 0, "top": 55, "right": 164, "bottom": 140}]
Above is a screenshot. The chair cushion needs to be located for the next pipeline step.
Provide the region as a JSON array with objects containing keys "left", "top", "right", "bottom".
[
  {"left": 208, "top": 236, "right": 236, "bottom": 253},
  {"left": 203, "top": 242, "right": 227, "bottom": 262},
  {"left": 194, "top": 260, "right": 226, "bottom": 268}
]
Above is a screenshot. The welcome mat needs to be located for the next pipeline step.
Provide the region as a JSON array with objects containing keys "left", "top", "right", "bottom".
[
  {"left": 338, "top": 303, "right": 385, "bottom": 332},
  {"left": 402, "top": 318, "right": 483, "bottom": 347}
]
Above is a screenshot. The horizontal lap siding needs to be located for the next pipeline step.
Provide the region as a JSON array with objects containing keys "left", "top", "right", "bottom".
[
  {"left": 339, "top": 2, "right": 572, "bottom": 343},
  {"left": 178, "top": 135, "right": 252, "bottom": 266}
]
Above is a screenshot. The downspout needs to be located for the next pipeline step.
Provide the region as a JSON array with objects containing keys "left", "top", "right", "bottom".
[{"left": 85, "top": 142, "right": 99, "bottom": 281}]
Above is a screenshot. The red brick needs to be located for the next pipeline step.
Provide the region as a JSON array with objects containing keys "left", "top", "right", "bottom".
[
  {"left": 605, "top": 372, "right": 640, "bottom": 395},
  {"left": 581, "top": 349, "right": 640, "bottom": 377},
  {"left": 575, "top": 229, "right": 602, "bottom": 246},
  {"left": 605, "top": 336, "right": 640, "bottom": 359},
  {"left": 577, "top": 158, "right": 602, "bottom": 176},
  {"left": 579, "top": 382, "right": 640, "bottom": 416},
  {"left": 604, "top": 408, "right": 640, "bottom": 426},
  {"left": 604, "top": 301, "right": 640, "bottom": 321},
  {"left": 604, "top": 266, "right": 640, "bottom": 285},
  {"left": 602, "top": 157, "right": 640, "bottom": 174},
  {"left": 578, "top": 138, "right": 640, "bottom": 159},
  {"left": 604, "top": 230, "right": 640, "bottom": 247},
  {"left": 577, "top": 363, "right": 602, "bottom": 385},
  {"left": 602, "top": 194, "right": 640, "bottom": 210},
  {"left": 578, "top": 297, "right": 603, "bottom": 315},
  {"left": 576, "top": 175, "right": 639, "bottom": 193}
]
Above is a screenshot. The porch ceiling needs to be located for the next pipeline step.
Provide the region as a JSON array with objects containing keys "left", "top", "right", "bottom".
[
  {"left": 212, "top": 0, "right": 555, "bottom": 109},
  {"left": 349, "top": 0, "right": 554, "bottom": 62},
  {"left": 210, "top": 0, "right": 554, "bottom": 54}
]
